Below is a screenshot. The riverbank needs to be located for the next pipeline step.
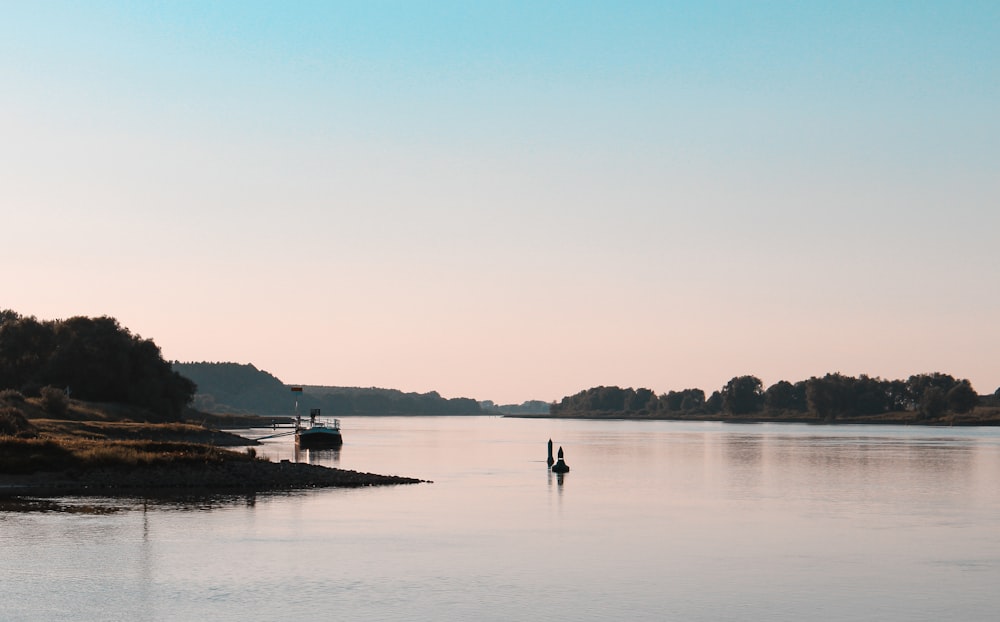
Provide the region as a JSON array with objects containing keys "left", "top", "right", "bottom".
[
  {"left": 0, "top": 395, "right": 426, "bottom": 497},
  {"left": 507, "top": 406, "right": 1000, "bottom": 426}
]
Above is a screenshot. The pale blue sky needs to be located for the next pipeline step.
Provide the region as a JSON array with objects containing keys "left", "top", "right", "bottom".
[{"left": 3, "top": 1, "right": 998, "bottom": 403}]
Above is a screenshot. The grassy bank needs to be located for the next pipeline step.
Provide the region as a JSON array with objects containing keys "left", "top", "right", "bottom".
[{"left": 0, "top": 393, "right": 425, "bottom": 497}]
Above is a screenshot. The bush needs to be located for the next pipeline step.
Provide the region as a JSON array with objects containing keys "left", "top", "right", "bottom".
[
  {"left": 0, "top": 389, "right": 25, "bottom": 403},
  {"left": 40, "top": 386, "right": 69, "bottom": 416},
  {"left": 0, "top": 407, "right": 35, "bottom": 436}
]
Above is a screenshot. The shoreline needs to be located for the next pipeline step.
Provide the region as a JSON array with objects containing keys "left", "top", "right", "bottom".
[
  {"left": 0, "top": 459, "right": 428, "bottom": 499},
  {"left": 502, "top": 412, "right": 1000, "bottom": 426},
  {"left": 2, "top": 400, "right": 430, "bottom": 499}
]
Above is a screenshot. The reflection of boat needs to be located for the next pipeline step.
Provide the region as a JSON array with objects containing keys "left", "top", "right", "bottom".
[{"left": 296, "top": 409, "right": 343, "bottom": 449}]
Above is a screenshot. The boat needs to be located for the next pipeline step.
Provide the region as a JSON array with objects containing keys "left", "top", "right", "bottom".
[{"left": 295, "top": 409, "right": 344, "bottom": 449}]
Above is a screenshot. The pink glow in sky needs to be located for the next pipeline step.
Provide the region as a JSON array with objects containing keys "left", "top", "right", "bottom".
[{"left": 3, "top": 2, "right": 998, "bottom": 403}]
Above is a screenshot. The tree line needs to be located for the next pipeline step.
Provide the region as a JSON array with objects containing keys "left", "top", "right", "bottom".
[
  {"left": 300, "top": 385, "right": 482, "bottom": 416},
  {"left": 480, "top": 400, "right": 551, "bottom": 415},
  {"left": 174, "top": 361, "right": 484, "bottom": 416},
  {"left": 551, "top": 372, "right": 988, "bottom": 422},
  {"left": 0, "top": 311, "right": 195, "bottom": 419}
]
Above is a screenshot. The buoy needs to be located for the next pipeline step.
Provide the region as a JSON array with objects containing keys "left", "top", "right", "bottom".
[
  {"left": 551, "top": 446, "right": 570, "bottom": 473},
  {"left": 547, "top": 439, "right": 554, "bottom": 467}
]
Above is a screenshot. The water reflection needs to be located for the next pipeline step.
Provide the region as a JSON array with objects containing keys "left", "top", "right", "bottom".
[
  {"left": 139, "top": 501, "right": 152, "bottom": 615},
  {"left": 722, "top": 433, "right": 765, "bottom": 492},
  {"left": 0, "top": 493, "right": 264, "bottom": 515},
  {"left": 546, "top": 467, "right": 565, "bottom": 504},
  {"left": 0, "top": 499, "right": 125, "bottom": 514},
  {"left": 716, "top": 428, "right": 979, "bottom": 510},
  {"left": 722, "top": 433, "right": 764, "bottom": 464},
  {"left": 295, "top": 447, "right": 341, "bottom": 466},
  {"left": 2, "top": 418, "right": 999, "bottom": 622}
]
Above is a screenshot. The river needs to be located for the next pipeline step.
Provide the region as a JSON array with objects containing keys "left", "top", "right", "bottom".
[{"left": 2, "top": 417, "right": 999, "bottom": 621}]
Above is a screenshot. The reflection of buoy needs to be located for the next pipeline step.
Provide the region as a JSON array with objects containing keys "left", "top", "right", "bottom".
[
  {"left": 547, "top": 439, "right": 554, "bottom": 467},
  {"left": 551, "top": 446, "right": 570, "bottom": 473}
]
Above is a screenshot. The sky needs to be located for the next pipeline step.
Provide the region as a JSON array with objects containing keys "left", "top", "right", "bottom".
[{"left": 2, "top": 1, "right": 998, "bottom": 404}]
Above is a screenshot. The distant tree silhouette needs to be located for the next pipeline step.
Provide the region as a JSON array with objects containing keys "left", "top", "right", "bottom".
[
  {"left": 661, "top": 388, "right": 705, "bottom": 412},
  {"left": 722, "top": 375, "right": 764, "bottom": 415},
  {"left": 907, "top": 373, "right": 958, "bottom": 410},
  {"left": 919, "top": 386, "right": 948, "bottom": 419},
  {"left": 765, "top": 380, "right": 807, "bottom": 412},
  {"left": 679, "top": 388, "right": 706, "bottom": 411},
  {"left": 551, "top": 385, "right": 659, "bottom": 416},
  {"left": 705, "top": 391, "right": 723, "bottom": 414},
  {"left": 946, "top": 380, "right": 978, "bottom": 414}
]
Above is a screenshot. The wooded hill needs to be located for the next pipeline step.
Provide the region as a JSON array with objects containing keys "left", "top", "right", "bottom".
[{"left": 173, "top": 362, "right": 484, "bottom": 417}]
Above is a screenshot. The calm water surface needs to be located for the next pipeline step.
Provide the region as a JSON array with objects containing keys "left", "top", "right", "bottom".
[{"left": 2, "top": 417, "right": 999, "bottom": 621}]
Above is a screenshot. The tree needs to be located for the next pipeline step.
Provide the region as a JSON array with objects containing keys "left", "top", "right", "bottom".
[
  {"left": 0, "top": 310, "right": 20, "bottom": 326},
  {"left": 854, "top": 374, "right": 891, "bottom": 416},
  {"left": 48, "top": 316, "right": 132, "bottom": 401},
  {"left": 884, "top": 379, "right": 909, "bottom": 412},
  {"left": 661, "top": 388, "right": 705, "bottom": 413},
  {"left": 0, "top": 314, "right": 55, "bottom": 393},
  {"left": 907, "top": 373, "right": 957, "bottom": 411},
  {"left": 722, "top": 376, "right": 764, "bottom": 415},
  {"left": 705, "top": 391, "right": 723, "bottom": 414},
  {"left": 805, "top": 375, "right": 836, "bottom": 420},
  {"left": 946, "top": 380, "right": 978, "bottom": 415},
  {"left": 627, "top": 388, "right": 657, "bottom": 412},
  {"left": 765, "top": 380, "right": 807, "bottom": 412},
  {"left": 662, "top": 390, "right": 685, "bottom": 412},
  {"left": 919, "top": 386, "right": 948, "bottom": 419},
  {"left": 679, "top": 388, "right": 706, "bottom": 412}
]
